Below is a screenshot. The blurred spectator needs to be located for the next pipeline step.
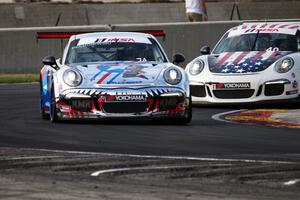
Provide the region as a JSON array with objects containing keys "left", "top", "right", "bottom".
[{"left": 185, "top": 0, "right": 208, "bottom": 22}]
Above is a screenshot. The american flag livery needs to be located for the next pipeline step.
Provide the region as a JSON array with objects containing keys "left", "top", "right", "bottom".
[{"left": 208, "top": 51, "right": 291, "bottom": 73}]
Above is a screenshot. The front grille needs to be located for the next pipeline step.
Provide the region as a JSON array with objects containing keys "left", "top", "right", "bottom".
[
  {"left": 102, "top": 102, "right": 149, "bottom": 113},
  {"left": 190, "top": 85, "right": 206, "bottom": 97},
  {"left": 213, "top": 89, "right": 255, "bottom": 99},
  {"left": 264, "top": 84, "right": 284, "bottom": 96}
]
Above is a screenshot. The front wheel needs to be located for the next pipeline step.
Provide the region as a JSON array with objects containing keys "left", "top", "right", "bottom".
[
  {"left": 181, "top": 95, "right": 192, "bottom": 124},
  {"left": 50, "top": 85, "right": 59, "bottom": 123}
]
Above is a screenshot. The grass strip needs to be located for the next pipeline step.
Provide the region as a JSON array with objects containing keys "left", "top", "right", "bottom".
[{"left": 0, "top": 74, "right": 39, "bottom": 83}]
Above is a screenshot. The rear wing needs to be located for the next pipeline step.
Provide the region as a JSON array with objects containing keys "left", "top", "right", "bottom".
[
  {"left": 36, "top": 30, "right": 166, "bottom": 59},
  {"left": 36, "top": 30, "right": 166, "bottom": 40}
]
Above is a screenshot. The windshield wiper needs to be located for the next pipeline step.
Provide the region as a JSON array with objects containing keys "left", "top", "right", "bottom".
[{"left": 251, "top": 30, "right": 260, "bottom": 51}]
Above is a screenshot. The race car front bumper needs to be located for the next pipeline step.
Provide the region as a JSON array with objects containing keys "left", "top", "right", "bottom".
[
  {"left": 55, "top": 87, "right": 189, "bottom": 119},
  {"left": 190, "top": 75, "right": 299, "bottom": 104}
]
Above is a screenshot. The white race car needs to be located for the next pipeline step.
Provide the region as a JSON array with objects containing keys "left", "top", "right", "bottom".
[
  {"left": 40, "top": 32, "right": 192, "bottom": 123},
  {"left": 186, "top": 22, "right": 300, "bottom": 104}
]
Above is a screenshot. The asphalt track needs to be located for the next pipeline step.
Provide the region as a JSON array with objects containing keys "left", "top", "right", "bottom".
[{"left": 1, "top": 83, "right": 300, "bottom": 161}]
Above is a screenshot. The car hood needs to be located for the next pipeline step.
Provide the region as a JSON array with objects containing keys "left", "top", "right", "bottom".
[
  {"left": 208, "top": 51, "right": 292, "bottom": 73},
  {"left": 70, "top": 61, "right": 167, "bottom": 86}
]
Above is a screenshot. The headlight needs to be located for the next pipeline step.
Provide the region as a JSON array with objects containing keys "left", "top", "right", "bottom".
[
  {"left": 189, "top": 60, "right": 204, "bottom": 75},
  {"left": 63, "top": 69, "right": 82, "bottom": 87},
  {"left": 164, "top": 67, "right": 182, "bottom": 85},
  {"left": 275, "top": 57, "right": 294, "bottom": 73}
]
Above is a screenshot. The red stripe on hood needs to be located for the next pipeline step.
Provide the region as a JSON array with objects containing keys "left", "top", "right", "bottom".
[
  {"left": 267, "top": 51, "right": 282, "bottom": 59},
  {"left": 218, "top": 52, "right": 234, "bottom": 65},
  {"left": 233, "top": 51, "right": 249, "bottom": 64},
  {"left": 97, "top": 72, "right": 111, "bottom": 84},
  {"left": 251, "top": 51, "right": 266, "bottom": 62}
]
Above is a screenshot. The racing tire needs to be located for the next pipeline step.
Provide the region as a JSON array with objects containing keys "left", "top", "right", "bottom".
[
  {"left": 40, "top": 78, "right": 49, "bottom": 119},
  {"left": 181, "top": 95, "right": 192, "bottom": 124},
  {"left": 154, "top": 96, "right": 192, "bottom": 124},
  {"left": 50, "top": 84, "right": 59, "bottom": 123}
]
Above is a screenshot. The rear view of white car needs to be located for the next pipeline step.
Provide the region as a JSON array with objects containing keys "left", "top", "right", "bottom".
[{"left": 186, "top": 22, "right": 300, "bottom": 104}]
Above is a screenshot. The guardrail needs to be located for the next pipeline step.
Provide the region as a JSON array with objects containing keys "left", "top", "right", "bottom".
[{"left": 0, "top": 21, "right": 241, "bottom": 73}]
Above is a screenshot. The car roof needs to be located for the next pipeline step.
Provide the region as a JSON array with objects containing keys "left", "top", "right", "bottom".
[{"left": 71, "top": 31, "right": 155, "bottom": 41}]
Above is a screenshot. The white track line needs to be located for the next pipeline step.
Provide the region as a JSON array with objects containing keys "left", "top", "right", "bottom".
[
  {"left": 0, "top": 155, "right": 63, "bottom": 161},
  {"left": 5, "top": 147, "right": 294, "bottom": 165},
  {"left": 91, "top": 164, "right": 233, "bottom": 177},
  {"left": 212, "top": 109, "right": 247, "bottom": 124},
  {"left": 283, "top": 179, "right": 300, "bottom": 186}
]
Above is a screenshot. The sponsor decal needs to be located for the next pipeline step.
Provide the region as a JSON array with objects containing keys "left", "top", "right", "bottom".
[
  {"left": 91, "top": 63, "right": 148, "bottom": 84},
  {"left": 94, "top": 38, "right": 135, "bottom": 43},
  {"left": 228, "top": 23, "right": 299, "bottom": 36},
  {"left": 123, "top": 65, "right": 148, "bottom": 80},
  {"left": 212, "top": 82, "right": 251, "bottom": 89},
  {"left": 245, "top": 28, "right": 279, "bottom": 33},
  {"left": 78, "top": 37, "right": 151, "bottom": 46},
  {"left": 71, "top": 99, "right": 91, "bottom": 111},
  {"left": 110, "top": 81, "right": 143, "bottom": 84},
  {"left": 114, "top": 95, "right": 146, "bottom": 102}
]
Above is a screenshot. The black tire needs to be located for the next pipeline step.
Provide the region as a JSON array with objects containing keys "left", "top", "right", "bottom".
[
  {"left": 50, "top": 84, "right": 59, "bottom": 123},
  {"left": 182, "top": 95, "right": 192, "bottom": 124},
  {"left": 40, "top": 77, "right": 49, "bottom": 119},
  {"left": 167, "top": 96, "right": 192, "bottom": 125}
]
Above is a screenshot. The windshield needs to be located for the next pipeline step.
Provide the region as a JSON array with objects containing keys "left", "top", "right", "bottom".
[
  {"left": 65, "top": 38, "right": 167, "bottom": 64},
  {"left": 213, "top": 32, "right": 298, "bottom": 54}
]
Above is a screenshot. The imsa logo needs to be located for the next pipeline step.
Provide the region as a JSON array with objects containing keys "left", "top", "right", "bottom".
[{"left": 115, "top": 95, "right": 146, "bottom": 102}]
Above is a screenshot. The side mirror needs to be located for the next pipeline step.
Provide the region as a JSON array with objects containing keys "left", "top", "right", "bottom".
[
  {"left": 42, "top": 56, "right": 59, "bottom": 70},
  {"left": 172, "top": 53, "right": 185, "bottom": 64},
  {"left": 200, "top": 46, "right": 210, "bottom": 55}
]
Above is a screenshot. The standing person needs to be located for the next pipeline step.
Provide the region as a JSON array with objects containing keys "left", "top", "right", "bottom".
[{"left": 185, "top": 0, "right": 208, "bottom": 22}]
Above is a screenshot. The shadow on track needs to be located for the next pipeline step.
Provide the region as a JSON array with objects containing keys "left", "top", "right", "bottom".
[{"left": 54, "top": 118, "right": 193, "bottom": 126}]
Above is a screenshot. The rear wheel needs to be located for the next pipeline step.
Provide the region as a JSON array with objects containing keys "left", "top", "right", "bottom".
[{"left": 50, "top": 85, "right": 59, "bottom": 123}]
